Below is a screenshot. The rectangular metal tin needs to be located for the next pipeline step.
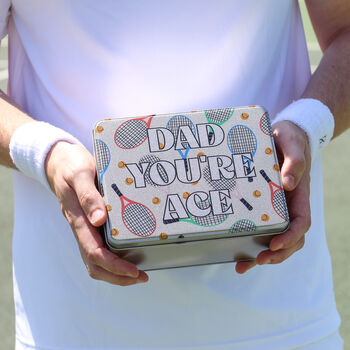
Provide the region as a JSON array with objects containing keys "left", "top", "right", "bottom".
[{"left": 93, "top": 106, "right": 289, "bottom": 270}]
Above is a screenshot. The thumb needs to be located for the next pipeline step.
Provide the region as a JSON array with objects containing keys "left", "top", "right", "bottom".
[
  {"left": 273, "top": 122, "right": 308, "bottom": 191},
  {"left": 70, "top": 170, "right": 107, "bottom": 226},
  {"left": 280, "top": 142, "right": 306, "bottom": 191}
]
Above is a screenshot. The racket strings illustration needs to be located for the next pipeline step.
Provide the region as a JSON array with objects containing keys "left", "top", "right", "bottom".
[
  {"left": 139, "top": 155, "right": 168, "bottom": 185},
  {"left": 166, "top": 115, "right": 196, "bottom": 172},
  {"left": 205, "top": 107, "right": 234, "bottom": 143},
  {"left": 139, "top": 155, "right": 171, "bottom": 194},
  {"left": 227, "top": 125, "right": 257, "bottom": 182},
  {"left": 229, "top": 219, "right": 257, "bottom": 233},
  {"left": 259, "top": 169, "right": 289, "bottom": 220},
  {"left": 111, "top": 183, "right": 156, "bottom": 237},
  {"left": 164, "top": 198, "right": 228, "bottom": 227},
  {"left": 205, "top": 108, "right": 234, "bottom": 125},
  {"left": 95, "top": 139, "right": 111, "bottom": 197},
  {"left": 260, "top": 112, "right": 272, "bottom": 136},
  {"left": 114, "top": 115, "right": 153, "bottom": 149},
  {"left": 202, "top": 166, "right": 253, "bottom": 211}
]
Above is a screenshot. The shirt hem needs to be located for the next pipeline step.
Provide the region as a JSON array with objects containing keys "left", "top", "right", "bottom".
[{"left": 15, "top": 309, "right": 341, "bottom": 350}]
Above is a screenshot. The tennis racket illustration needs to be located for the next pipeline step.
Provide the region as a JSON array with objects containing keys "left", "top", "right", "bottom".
[
  {"left": 95, "top": 139, "right": 111, "bottom": 197},
  {"left": 163, "top": 198, "right": 228, "bottom": 227},
  {"left": 259, "top": 112, "right": 272, "bottom": 136},
  {"left": 166, "top": 115, "right": 196, "bottom": 172},
  {"left": 205, "top": 108, "right": 235, "bottom": 143},
  {"left": 259, "top": 169, "right": 288, "bottom": 220},
  {"left": 229, "top": 219, "right": 257, "bottom": 233},
  {"left": 227, "top": 125, "right": 257, "bottom": 182},
  {"left": 202, "top": 166, "right": 253, "bottom": 211},
  {"left": 111, "top": 183, "right": 156, "bottom": 237},
  {"left": 114, "top": 115, "right": 154, "bottom": 149},
  {"left": 139, "top": 154, "right": 171, "bottom": 195},
  {"left": 205, "top": 107, "right": 234, "bottom": 125}
]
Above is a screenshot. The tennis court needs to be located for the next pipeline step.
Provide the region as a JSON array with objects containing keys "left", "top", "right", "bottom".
[{"left": 0, "top": 3, "right": 349, "bottom": 349}]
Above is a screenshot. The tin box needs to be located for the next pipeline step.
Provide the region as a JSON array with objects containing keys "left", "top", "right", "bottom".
[{"left": 93, "top": 106, "right": 289, "bottom": 270}]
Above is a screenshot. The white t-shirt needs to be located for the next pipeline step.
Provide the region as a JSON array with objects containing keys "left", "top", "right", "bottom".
[{"left": 1, "top": 1, "right": 340, "bottom": 349}]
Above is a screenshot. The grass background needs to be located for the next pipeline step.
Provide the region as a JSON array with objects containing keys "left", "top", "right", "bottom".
[{"left": 0, "top": 2, "right": 349, "bottom": 349}]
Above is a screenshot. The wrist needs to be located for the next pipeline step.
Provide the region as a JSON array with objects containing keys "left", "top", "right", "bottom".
[
  {"left": 9, "top": 121, "right": 82, "bottom": 189},
  {"left": 272, "top": 98, "right": 334, "bottom": 162},
  {"left": 45, "top": 140, "right": 77, "bottom": 191}
]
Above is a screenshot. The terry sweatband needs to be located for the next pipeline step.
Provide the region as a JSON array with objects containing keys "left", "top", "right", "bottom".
[
  {"left": 9, "top": 121, "right": 82, "bottom": 190},
  {"left": 272, "top": 98, "right": 334, "bottom": 161}
]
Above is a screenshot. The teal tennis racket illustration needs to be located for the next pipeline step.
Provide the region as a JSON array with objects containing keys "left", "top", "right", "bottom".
[
  {"left": 163, "top": 198, "right": 228, "bottom": 227},
  {"left": 205, "top": 108, "right": 234, "bottom": 125},
  {"left": 229, "top": 219, "right": 256, "bottom": 233},
  {"left": 205, "top": 108, "right": 234, "bottom": 142}
]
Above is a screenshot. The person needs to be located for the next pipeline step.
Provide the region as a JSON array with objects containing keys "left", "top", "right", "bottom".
[{"left": 0, "top": 1, "right": 349, "bottom": 349}]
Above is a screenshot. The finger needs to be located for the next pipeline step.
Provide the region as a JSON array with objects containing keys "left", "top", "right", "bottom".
[
  {"left": 85, "top": 263, "right": 149, "bottom": 286},
  {"left": 60, "top": 183, "right": 140, "bottom": 278},
  {"left": 273, "top": 122, "right": 308, "bottom": 191},
  {"left": 269, "top": 175, "right": 311, "bottom": 251},
  {"left": 80, "top": 244, "right": 141, "bottom": 279},
  {"left": 280, "top": 144, "right": 305, "bottom": 191},
  {"left": 68, "top": 169, "right": 107, "bottom": 227},
  {"left": 256, "top": 236, "right": 305, "bottom": 265},
  {"left": 235, "top": 260, "right": 257, "bottom": 274}
]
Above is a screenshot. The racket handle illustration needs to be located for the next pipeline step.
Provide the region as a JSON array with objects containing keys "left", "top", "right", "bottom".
[
  {"left": 184, "top": 159, "right": 189, "bottom": 172},
  {"left": 260, "top": 169, "right": 272, "bottom": 183},
  {"left": 243, "top": 155, "right": 254, "bottom": 182},
  {"left": 99, "top": 183, "right": 105, "bottom": 197},
  {"left": 163, "top": 218, "right": 180, "bottom": 224},
  {"left": 240, "top": 198, "right": 253, "bottom": 211},
  {"left": 111, "top": 183, "right": 123, "bottom": 197},
  {"left": 208, "top": 126, "right": 214, "bottom": 144}
]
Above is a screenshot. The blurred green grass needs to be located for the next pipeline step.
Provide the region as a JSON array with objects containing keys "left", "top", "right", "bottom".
[{"left": 0, "top": 2, "right": 349, "bottom": 349}]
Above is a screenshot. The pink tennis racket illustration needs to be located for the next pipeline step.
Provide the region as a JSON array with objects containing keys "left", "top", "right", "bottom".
[
  {"left": 203, "top": 166, "right": 253, "bottom": 211},
  {"left": 114, "top": 115, "right": 154, "bottom": 149},
  {"left": 259, "top": 112, "right": 272, "bottom": 136},
  {"left": 259, "top": 169, "right": 288, "bottom": 220},
  {"left": 111, "top": 183, "right": 156, "bottom": 237}
]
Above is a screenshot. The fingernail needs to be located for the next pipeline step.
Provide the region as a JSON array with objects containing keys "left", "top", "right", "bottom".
[
  {"left": 264, "top": 259, "right": 271, "bottom": 264},
  {"left": 284, "top": 175, "right": 295, "bottom": 189},
  {"left": 136, "top": 272, "right": 149, "bottom": 283},
  {"left": 272, "top": 243, "right": 283, "bottom": 251},
  {"left": 90, "top": 209, "right": 104, "bottom": 224},
  {"left": 126, "top": 269, "right": 139, "bottom": 278},
  {"left": 246, "top": 264, "right": 256, "bottom": 272},
  {"left": 137, "top": 278, "right": 148, "bottom": 284}
]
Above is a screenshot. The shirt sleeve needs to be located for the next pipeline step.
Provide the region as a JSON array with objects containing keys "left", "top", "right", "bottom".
[{"left": 0, "top": 1, "right": 11, "bottom": 40}]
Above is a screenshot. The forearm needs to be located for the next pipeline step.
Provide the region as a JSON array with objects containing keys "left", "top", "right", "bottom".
[
  {"left": 302, "top": 29, "right": 350, "bottom": 138},
  {"left": 0, "top": 90, "right": 34, "bottom": 168}
]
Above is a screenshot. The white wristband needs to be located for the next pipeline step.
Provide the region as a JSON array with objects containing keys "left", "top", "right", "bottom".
[
  {"left": 9, "top": 121, "right": 82, "bottom": 189},
  {"left": 272, "top": 98, "right": 334, "bottom": 161}
]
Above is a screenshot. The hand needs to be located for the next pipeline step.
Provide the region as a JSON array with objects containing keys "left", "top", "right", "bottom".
[
  {"left": 236, "top": 121, "right": 311, "bottom": 274},
  {"left": 45, "top": 141, "right": 149, "bottom": 285}
]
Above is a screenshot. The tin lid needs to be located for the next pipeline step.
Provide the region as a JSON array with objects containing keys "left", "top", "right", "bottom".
[{"left": 93, "top": 106, "right": 289, "bottom": 249}]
